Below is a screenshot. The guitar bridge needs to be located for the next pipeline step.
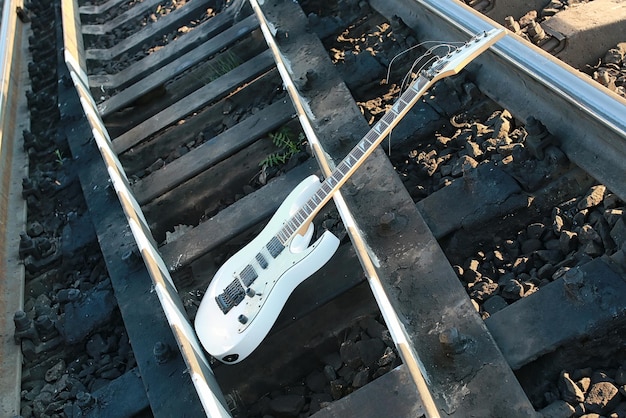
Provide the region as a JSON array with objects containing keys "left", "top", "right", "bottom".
[{"left": 215, "top": 279, "right": 246, "bottom": 314}]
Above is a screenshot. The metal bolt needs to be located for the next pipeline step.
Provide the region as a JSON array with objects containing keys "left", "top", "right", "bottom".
[
  {"left": 14, "top": 311, "right": 30, "bottom": 332},
  {"left": 379, "top": 212, "right": 396, "bottom": 228},
  {"left": 378, "top": 212, "right": 407, "bottom": 237},
  {"left": 14, "top": 311, "right": 38, "bottom": 343},
  {"left": 153, "top": 341, "right": 172, "bottom": 364},
  {"left": 439, "top": 327, "right": 469, "bottom": 354},
  {"left": 76, "top": 392, "right": 95, "bottom": 409},
  {"left": 121, "top": 248, "right": 139, "bottom": 264}
]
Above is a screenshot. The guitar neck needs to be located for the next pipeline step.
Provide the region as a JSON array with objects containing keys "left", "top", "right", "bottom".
[{"left": 277, "top": 75, "right": 433, "bottom": 242}]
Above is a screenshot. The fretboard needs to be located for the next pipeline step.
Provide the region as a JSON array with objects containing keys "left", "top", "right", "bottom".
[{"left": 275, "top": 74, "right": 433, "bottom": 244}]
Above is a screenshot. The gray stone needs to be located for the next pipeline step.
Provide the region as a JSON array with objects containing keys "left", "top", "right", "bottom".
[
  {"left": 521, "top": 238, "right": 543, "bottom": 254},
  {"left": 527, "top": 223, "right": 547, "bottom": 239},
  {"left": 305, "top": 370, "right": 326, "bottom": 393},
  {"left": 356, "top": 338, "right": 386, "bottom": 367},
  {"left": 44, "top": 359, "right": 66, "bottom": 383},
  {"left": 462, "top": 268, "right": 482, "bottom": 284},
  {"left": 573, "top": 209, "right": 589, "bottom": 227},
  {"left": 553, "top": 214, "right": 565, "bottom": 234},
  {"left": 464, "top": 141, "right": 483, "bottom": 158},
  {"left": 56, "top": 285, "right": 117, "bottom": 344},
  {"left": 603, "top": 193, "right": 621, "bottom": 209},
  {"left": 451, "top": 155, "right": 478, "bottom": 177},
  {"left": 560, "top": 231, "right": 578, "bottom": 253},
  {"left": 512, "top": 256, "right": 530, "bottom": 274},
  {"left": 86, "top": 333, "right": 108, "bottom": 360},
  {"left": 538, "top": 263, "right": 556, "bottom": 280},
  {"left": 560, "top": 371, "right": 585, "bottom": 403},
  {"left": 360, "top": 316, "right": 387, "bottom": 340},
  {"left": 582, "top": 240, "right": 604, "bottom": 257},
  {"left": 535, "top": 250, "right": 563, "bottom": 264},
  {"left": 584, "top": 381, "right": 621, "bottom": 414},
  {"left": 269, "top": 394, "right": 305, "bottom": 417},
  {"left": 604, "top": 209, "right": 623, "bottom": 228},
  {"left": 614, "top": 401, "right": 626, "bottom": 417},
  {"left": 483, "top": 295, "right": 508, "bottom": 315},
  {"left": 309, "top": 393, "right": 333, "bottom": 415},
  {"left": 339, "top": 340, "right": 362, "bottom": 369},
  {"left": 323, "top": 364, "right": 337, "bottom": 382},
  {"left": 579, "top": 224, "right": 601, "bottom": 243},
  {"left": 377, "top": 347, "right": 397, "bottom": 367},
  {"left": 610, "top": 218, "right": 626, "bottom": 251},
  {"left": 578, "top": 185, "right": 606, "bottom": 210},
  {"left": 501, "top": 279, "right": 524, "bottom": 300},
  {"left": 323, "top": 351, "right": 342, "bottom": 371},
  {"left": 616, "top": 367, "right": 626, "bottom": 385},
  {"left": 538, "top": 400, "right": 575, "bottom": 418},
  {"left": 469, "top": 281, "right": 499, "bottom": 301},
  {"left": 330, "top": 379, "right": 346, "bottom": 400},
  {"left": 577, "top": 376, "right": 591, "bottom": 393},
  {"left": 352, "top": 369, "right": 370, "bottom": 388}
]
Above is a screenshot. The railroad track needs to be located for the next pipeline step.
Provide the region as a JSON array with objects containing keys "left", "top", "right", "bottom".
[{"left": 3, "top": 0, "right": 626, "bottom": 416}]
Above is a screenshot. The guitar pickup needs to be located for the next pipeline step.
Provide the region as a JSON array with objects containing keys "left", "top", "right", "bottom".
[
  {"left": 240, "top": 264, "right": 258, "bottom": 287},
  {"left": 255, "top": 253, "right": 268, "bottom": 269},
  {"left": 266, "top": 236, "right": 284, "bottom": 258}
]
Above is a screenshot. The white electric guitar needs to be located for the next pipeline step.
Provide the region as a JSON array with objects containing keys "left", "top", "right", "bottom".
[{"left": 195, "top": 28, "right": 506, "bottom": 363}]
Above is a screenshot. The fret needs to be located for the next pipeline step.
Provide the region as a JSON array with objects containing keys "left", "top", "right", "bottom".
[
  {"left": 381, "top": 111, "right": 396, "bottom": 126},
  {"left": 363, "top": 133, "right": 376, "bottom": 146},
  {"left": 373, "top": 122, "right": 383, "bottom": 135},
  {"left": 398, "top": 97, "right": 410, "bottom": 110},
  {"left": 403, "top": 88, "right": 418, "bottom": 100}
]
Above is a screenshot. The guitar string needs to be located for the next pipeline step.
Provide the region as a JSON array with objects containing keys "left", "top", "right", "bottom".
[{"left": 385, "top": 41, "right": 463, "bottom": 156}]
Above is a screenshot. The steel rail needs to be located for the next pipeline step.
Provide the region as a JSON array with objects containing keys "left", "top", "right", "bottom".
[
  {"left": 249, "top": 0, "right": 441, "bottom": 416},
  {"left": 371, "top": 0, "right": 626, "bottom": 201},
  {"left": 66, "top": 55, "right": 231, "bottom": 418},
  {"left": 0, "top": 0, "right": 28, "bottom": 416},
  {"left": 60, "top": 0, "right": 232, "bottom": 414}
]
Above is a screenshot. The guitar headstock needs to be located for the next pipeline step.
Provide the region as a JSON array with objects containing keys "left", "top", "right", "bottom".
[{"left": 423, "top": 28, "right": 506, "bottom": 82}]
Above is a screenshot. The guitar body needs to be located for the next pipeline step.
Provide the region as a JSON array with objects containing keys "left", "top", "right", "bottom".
[{"left": 195, "top": 175, "right": 340, "bottom": 363}]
